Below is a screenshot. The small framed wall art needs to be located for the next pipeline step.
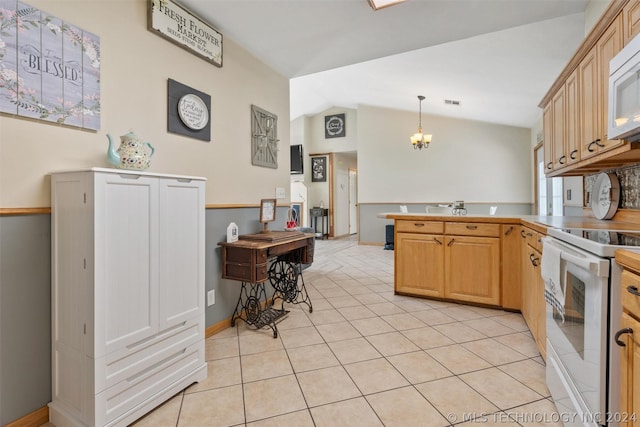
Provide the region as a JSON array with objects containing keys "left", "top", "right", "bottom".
[
  {"left": 324, "top": 113, "right": 345, "bottom": 139},
  {"left": 311, "top": 156, "right": 327, "bottom": 182},
  {"left": 167, "top": 78, "right": 211, "bottom": 141}
]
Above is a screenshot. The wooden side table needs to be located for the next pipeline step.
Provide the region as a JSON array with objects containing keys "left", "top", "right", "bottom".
[{"left": 309, "top": 208, "right": 329, "bottom": 239}]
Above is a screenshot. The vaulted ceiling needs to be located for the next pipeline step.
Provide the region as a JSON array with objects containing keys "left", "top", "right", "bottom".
[{"left": 181, "top": 0, "right": 592, "bottom": 127}]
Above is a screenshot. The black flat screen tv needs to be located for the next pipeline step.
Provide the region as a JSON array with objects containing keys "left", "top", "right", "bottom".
[{"left": 290, "top": 144, "right": 304, "bottom": 174}]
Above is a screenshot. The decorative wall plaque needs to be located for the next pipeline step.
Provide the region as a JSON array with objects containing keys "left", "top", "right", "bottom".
[
  {"left": 251, "top": 105, "right": 278, "bottom": 168},
  {"left": 0, "top": 1, "right": 101, "bottom": 129},
  {"left": 149, "top": 0, "right": 222, "bottom": 67},
  {"left": 167, "top": 78, "right": 211, "bottom": 141},
  {"left": 324, "top": 113, "right": 345, "bottom": 138}
]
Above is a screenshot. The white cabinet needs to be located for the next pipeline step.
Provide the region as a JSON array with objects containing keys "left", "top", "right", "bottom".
[{"left": 49, "top": 168, "right": 207, "bottom": 427}]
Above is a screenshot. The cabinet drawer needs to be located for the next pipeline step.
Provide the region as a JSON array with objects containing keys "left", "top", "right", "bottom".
[
  {"left": 101, "top": 317, "right": 203, "bottom": 391},
  {"left": 445, "top": 222, "right": 500, "bottom": 237},
  {"left": 396, "top": 220, "right": 443, "bottom": 234},
  {"left": 622, "top": 270, "right": 640, "bottom": 315},
  {"left": 99, "top": 341, "right": 205, "bottom": 426}
]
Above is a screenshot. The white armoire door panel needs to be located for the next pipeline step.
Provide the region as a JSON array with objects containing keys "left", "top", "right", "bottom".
[
  {"left": 94, "top": 173, "right": 159, "bottom": 356},
  {"left": 51, "top": 173, "right": 91, "bottom": 418},
  {"left": 158, "top": 179, "right": 205, "bottom": 328}
]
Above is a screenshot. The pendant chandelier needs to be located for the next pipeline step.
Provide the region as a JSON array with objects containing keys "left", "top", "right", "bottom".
[{"left": 410, "top": 95, "right": 432, "bottom": 150}]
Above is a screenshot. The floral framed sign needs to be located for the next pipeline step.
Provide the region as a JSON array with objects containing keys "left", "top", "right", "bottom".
[{"left": 0, "top": 1, "right": 101, "bottom": 129}]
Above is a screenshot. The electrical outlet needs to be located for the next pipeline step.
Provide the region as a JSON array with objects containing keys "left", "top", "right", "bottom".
[
  {"left": 275, "top": 187, "right": 286, "bottom": 199},
  {"left": 207, "top": 290, "right": 215, "bottom": 306}
]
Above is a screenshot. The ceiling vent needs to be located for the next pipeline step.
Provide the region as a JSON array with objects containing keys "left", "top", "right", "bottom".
[{"left": 444, "top": 99, "right": 461, "bottom": 106}]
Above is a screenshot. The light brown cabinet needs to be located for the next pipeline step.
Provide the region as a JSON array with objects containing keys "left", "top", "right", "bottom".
[
  {"left": 615, "top": 251, "right": 640, "bottom": 425},
  {"left": 445, "top": 235, "right": 500, "bottom": 306},
  {"left": 623, "top": 0, "right": 640, "bottom": 44},
  {"left": 520, "top": 226, "right": 546, "bottom": 359},
  {"left": 501, "top": 225, "right": 521, "bottom": 310},
  {"left": 394, "top": 219, "right": 516, "bottom": 308},
  {"left": 541, "top": 3, "right": 640, "bottom": 177},
  {"left": 395, "top": 231, "right": 445, "bottom": 298}
]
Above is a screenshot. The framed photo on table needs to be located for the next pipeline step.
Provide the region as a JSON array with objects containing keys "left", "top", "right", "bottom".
[{"left": 260, "top": 199, "right": 276, "bottom": 223}]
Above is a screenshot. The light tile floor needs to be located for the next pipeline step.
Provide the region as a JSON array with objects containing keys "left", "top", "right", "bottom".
[{"left": 47, "top": 236, "right": 561, "bottom": 426}]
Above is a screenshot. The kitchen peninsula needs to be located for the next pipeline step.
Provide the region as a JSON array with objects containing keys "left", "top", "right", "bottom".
[{"left": 383, "top": 212, "right": 640, "bottom": 309}]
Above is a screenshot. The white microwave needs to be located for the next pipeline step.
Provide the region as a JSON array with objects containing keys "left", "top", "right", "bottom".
[{"left": 609, "top": 33, "right": 640, "bottom": 141}]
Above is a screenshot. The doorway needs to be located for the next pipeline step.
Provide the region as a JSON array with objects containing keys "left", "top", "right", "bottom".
[{"left": 349, "top": 169, "right": 357, "bottom": 235}]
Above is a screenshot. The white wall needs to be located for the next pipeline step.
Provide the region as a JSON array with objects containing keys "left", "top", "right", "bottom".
[
  {"left": 0, "top": 0, "right": 290, "bottom": 208},
  {"left": 356, "top": 105, "right": 532, "bottom": 204},
  {"left": 585, "top": 0, "right": 613, "bottom": 34}
]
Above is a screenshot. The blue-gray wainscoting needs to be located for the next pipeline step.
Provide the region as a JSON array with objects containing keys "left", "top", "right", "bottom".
[{"left": 0, "top": 206, "right": 290, "bottom": 425}]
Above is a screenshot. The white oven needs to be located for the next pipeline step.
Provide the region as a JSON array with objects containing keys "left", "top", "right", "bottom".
[
  {"left": 541, "top": 227, "right": 640, "bottom": 427},
  {"left": 542, "top": 236, "right": 610, "bottom": 426}
]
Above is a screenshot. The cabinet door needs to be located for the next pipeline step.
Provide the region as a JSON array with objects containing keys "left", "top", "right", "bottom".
[
  {"left": 580, "top": 47, "right": 600, "bottom": 160},
  {"left": 501, "top": 225, "right": 521, "bottom": 310},
  {"left": 444, "top": 236, "right": 500, "bottom": 306},
  {"left": 395, "top": 232, "right": 445, "bottom": 298},
  {"left": 543, "top": 101, "right": 554, "bottom": 173},
  {"left": 624, "top": 0, "right": 640, "bottom": 45},
  {"left": 520, "top": 231, "right": 536, "bottom": 337},
  {"left": 94, "top": 173, "right": 160, "bottom": 356},
  {"left": 598, "top": 14, "right": 624, "bottom": 152},
  {"left": 620, "top": 312, "right": 640, "bottom": 427},
  {"left": 552, "top": 85, "right": 567, "bottom": 169},
  {"left": 565, "top": 68, "right": 581, "bottom": 165},
  {"left": 534, "top": 247, "right": 546, "bottom": 360},
  {"left": 158, "top": 178, "right": 205, "bottom": 328}
]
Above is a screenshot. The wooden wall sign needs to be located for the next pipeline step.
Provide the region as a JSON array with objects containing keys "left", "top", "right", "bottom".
[
  {"left": 149, "top": 0, "right": 222, "bottom": 67},
  {"left": 251, "top": 105, "right": 278, "bottom": 169},
  {"left": 167, "top": 78, "right": 211, "bottom": 141},
  {"left": 0, "top": 1, "right": 101, "bottom": 130}
]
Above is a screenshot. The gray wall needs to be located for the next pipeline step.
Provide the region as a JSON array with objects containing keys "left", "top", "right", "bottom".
[
  {"left": 0, "top": 206, "right": 291, "bottom": 424},
  {"left": 0, "top": 215, "right": 51, "bottom": 424}
]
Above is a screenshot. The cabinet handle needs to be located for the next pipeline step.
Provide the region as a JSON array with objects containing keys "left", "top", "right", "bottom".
[
  {"left": 526, "top": 232, "right": 533, "bottom": 237},
  {"left": 558, "top": 155, "right": 566, "bottom": 165},
  {"left": 119, "top": 174, "right": 142, "bottom": 180},
  {"left": 414, "top": 223, "right": 425, "bottom": 227},
  {"left": 530, "top": 253, "right": 539, "bottom": 266},
  {"left": 546, "top": 162, "right": 553, "bottom": 170},
  {"left": 433, "top": 237, "right": 442, "bottom": 245},
  {"left": 587, "top": 139, "right": 603, "bottom": 152},
  {"left": 466, "top": 225, "right": 478, "bottom": 230},
  {"left": 447, "top": 238, "right": 455, "bottom": 246},
  {"left": 627, "top": 285, "right": 640, "bottom": 297},
  {"left": 504, "top": 226, "right": 513, "bottom": 236},
  {"left": 615, "top": 327, "right": 633, "bottom": 347},
  {"left": 520, "top": 229, "right": 526, "bottom": 238},
  {"left": 570, "top": 149, "right": 578, "bottom": 160}
]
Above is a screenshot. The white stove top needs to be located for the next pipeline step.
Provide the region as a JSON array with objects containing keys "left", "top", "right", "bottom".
[{"left": 547, "top": 227, "right": 640, "bottom": 257}]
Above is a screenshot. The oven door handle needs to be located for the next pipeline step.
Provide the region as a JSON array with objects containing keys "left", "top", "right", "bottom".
[{"left": 542, "top": 237, "right": 609, "bottom": 277}]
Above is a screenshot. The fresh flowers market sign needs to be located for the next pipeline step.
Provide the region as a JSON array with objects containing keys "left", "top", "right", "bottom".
[
  {"left": 0, "top": 1, "right": 100, "bottom": 130},
  {"left": 149, "top": 0, "right": 222, "bottom": 67}
]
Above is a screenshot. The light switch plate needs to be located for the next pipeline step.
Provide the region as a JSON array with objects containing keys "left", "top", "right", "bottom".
[
  {"left": 275, "top": 187, "right": 286, "bottom": 199},
  {"left": 207, "top": 290, "right": 215, "bottom": 306}
]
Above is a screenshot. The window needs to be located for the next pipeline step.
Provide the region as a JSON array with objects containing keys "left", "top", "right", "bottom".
[{"left": 535, "top": 145, "right": 563, "bottom": 216}]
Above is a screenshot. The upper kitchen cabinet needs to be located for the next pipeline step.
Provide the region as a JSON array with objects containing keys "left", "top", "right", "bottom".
[
  {"left": 623, "top": 0, "right": 640, "bottom": 44},
  {"left": 540, "top": 1, "right": 640, "bottom": 177}
]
